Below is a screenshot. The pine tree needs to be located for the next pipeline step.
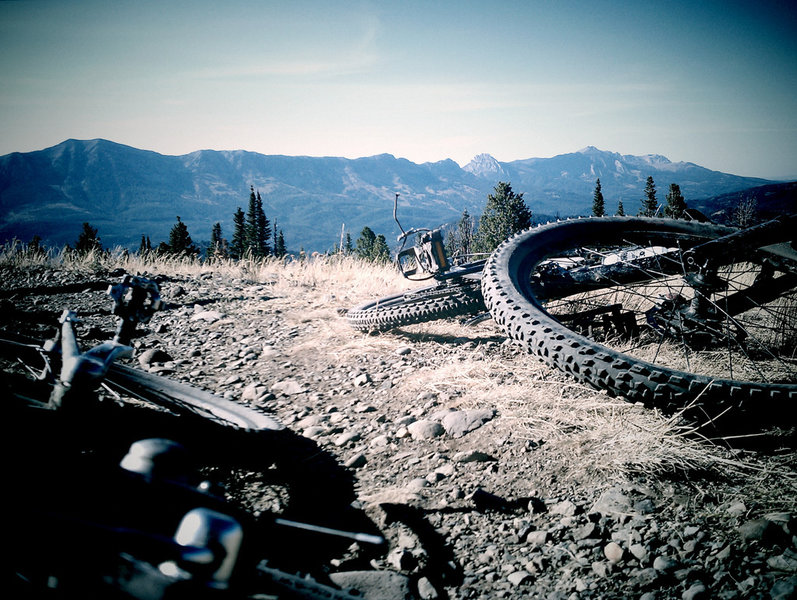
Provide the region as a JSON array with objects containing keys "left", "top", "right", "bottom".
[
  {"left": 446, "top": 209, "right": 475, "bottom": 263},
  {"left": 663, "top": 183, "right": 688, "bottom": 219},
  {"left": 639, "top": 176, "right": 658, "bottom": 217},
  {"left": 255, "top": 190, "right": 271, "bottom": 256},
  {"left": 344, "top": 233, "right": 353, "bottom": 254},
  {"left": 208, "top": 222, "right": 227, "bottom": 260},
  {"left": 245, "top": 187, "right": 259, "bottom": 257},
  {"left": 592, "top": 179, "right": 605, "bottom": 217},
  {"left": 230, "top": 207, "right": 246, "bottom": 259},
  {"left": 371, "top": 234, "right": 391, "bottom": 263},
  {"left": 474, "top": 182, "right": 532, "bottom": 254},
  {"left": 167, "top": 216, "right": 197, "bottom": 256},
  {"left": 75, "top": 222, "right": 102, "bottom": 254},
  {"left": 617, "top": 200, "right": 625, "bottom": 216},
  {"left": 274, "top": 230, "right": 287, "bottom": 258},
  {"left": 245, "top": 187, "right": 271, "bottom": 257},
  {"left": 138, "top": 234, "right": 152, "bottom": 255},
  {"left": 356, "top": 226, "right": 377, "bottom": 259}
]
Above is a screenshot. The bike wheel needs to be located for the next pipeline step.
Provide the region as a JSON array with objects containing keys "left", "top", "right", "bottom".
[
  {"left": 482, "top": 217, "right": 797, "bottom": 418},
  {"left": 347, "top": 278, "right": 485, "bottom": 332}
]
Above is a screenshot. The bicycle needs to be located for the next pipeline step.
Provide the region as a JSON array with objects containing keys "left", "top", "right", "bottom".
[
  {"left": 3, "top": 274, "right": 408, "bottom": 599},
  {"left": 346, "top": 193, "right": 488, "bottom": 331},
  {"left": 481, "top": 214, "right": 797, "bottom": 419}
]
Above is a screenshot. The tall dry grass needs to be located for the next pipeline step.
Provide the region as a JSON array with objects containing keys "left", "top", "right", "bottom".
[{"left": 3, "top": 240, "right": 794, "bottom": 507}]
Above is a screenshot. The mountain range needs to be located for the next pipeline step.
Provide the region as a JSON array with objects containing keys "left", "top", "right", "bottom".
[{"left": 0, "top": 139, "right": 790, "bottom": 253}]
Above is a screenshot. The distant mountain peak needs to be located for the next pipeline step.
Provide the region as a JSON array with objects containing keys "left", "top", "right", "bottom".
[{"left": 463, "top": 153, "right": 505, "bottom": 178}]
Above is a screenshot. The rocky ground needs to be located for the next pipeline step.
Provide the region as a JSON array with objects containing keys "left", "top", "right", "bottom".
[{"left": 2, "top": 263, "right": 796, "bottom": 600}]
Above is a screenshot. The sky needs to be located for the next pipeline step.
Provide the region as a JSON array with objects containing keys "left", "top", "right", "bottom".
[{"left": 1, "top": 0, "right": 796, "bottom": 180}]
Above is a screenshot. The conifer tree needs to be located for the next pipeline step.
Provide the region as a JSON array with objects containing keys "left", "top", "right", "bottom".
[
  {"left": 617, "top": 200, "right": 625, "bottom": 216},
  {"left": 138, "top": 234, "right": 152, "bottom": 255},
  {"left": 355, "top": 226, "right": 390, "bottom": 263},
  {"left": 167, "top": 216, "right": 197, "bottom": 256},
  {"left": 446, "top": 209, "right": 475, "bottom": 263},
  {"left": 663, "top": 183, "right": 688, "bottom": 219},
  {"left": 208, "top": 222, "right": 227, "bottom": 260},
  {"left": 274, "top": 230, "right": 287, "bottom": 258},
  {"left": 474, "top": 182, "right": 532, "bottom": 254},
  {"left": 639, "top": 176, "right": 658, "bottom": 217},
  {"left": 230, "top": 207, "right": 245, "bottom": 259},
  {"left": 592, "top": 179, "right": 605, "bottom": 217},
  {"left": 75, "top": 222, "right": 102, "bottom": 254}
]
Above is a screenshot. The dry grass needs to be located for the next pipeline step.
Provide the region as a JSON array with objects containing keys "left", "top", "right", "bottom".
[{"left": 4, "top": 242, "right": 794, "bottom": 508}]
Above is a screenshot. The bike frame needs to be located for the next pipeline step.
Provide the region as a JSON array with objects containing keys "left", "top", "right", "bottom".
[{"left": 393, "top": 192, "right": 485, "bottom": 282}]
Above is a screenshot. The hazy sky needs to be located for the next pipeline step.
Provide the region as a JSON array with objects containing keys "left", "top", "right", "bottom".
[{"left": 2, "top": 0, "right": 796, "bottom": 179}]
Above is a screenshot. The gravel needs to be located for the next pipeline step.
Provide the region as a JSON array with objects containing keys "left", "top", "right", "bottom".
[{"left": 3, "top": 266, "right": 795, "bottom": 600}]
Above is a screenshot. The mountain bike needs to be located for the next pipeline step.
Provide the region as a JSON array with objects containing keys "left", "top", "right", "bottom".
[
  {"left": 481, "top": 214, "right": 797, "bottom": 419},
  {"left": 346, "top": 193, "right": 488, "bottom": 331},
  {"left": 3, "top": 274, "right": 408, "bottom": 599}
]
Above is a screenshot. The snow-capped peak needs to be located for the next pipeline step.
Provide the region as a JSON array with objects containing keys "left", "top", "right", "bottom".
[{"left": 463, "top": 153, "right": 505, "bottom": 178}]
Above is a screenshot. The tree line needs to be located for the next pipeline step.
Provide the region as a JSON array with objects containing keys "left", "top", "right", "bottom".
[
  {"left": 590, "top": 176, "right": 688, "bottom": 219},
  {"left": 19, "top": 177, "right": 761, "bottom": 263}
]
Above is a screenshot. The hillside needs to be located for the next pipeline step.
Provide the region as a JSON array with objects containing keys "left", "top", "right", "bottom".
[
  {"left": 1, "top": 253, "right": 795, "bottom": 599},
  {"left": 0, "top": 139, "right": 782, "bottom": 253}
]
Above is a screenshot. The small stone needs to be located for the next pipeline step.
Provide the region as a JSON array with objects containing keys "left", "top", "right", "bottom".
[
  {"left": 407, "top": 420, "right": 444, "bottom": 440},
  {"left": 526, "top": 530, "right": 548, "bottom": 546},
  {"left": 334, "top": 431, "right": 361, "bottom": 446},
  {"left": 549, "top": 499, "right": 578, "bottom": 516},
  {"left": 771, "top": 577, "right": 797, "bottom": 600},
  {"left": 630, "top": 543, "right": 648, "bottom": 561},
  {"left": 396, "top": 346, "right": 412, "bottom": 356},
  {"left": 739, "top": 518, "right": 785, "bottom": 546},
  {"left": 653, "top": 555, "right": 678, "bottom": 573},
  {"left": 329, "top": 570, "right": 412, "bottom": 600},
  {"left": 507, "top": 571, "right": 532, "bottom": 586},
  {"left": 138, "top": 347, "right": 172, "bottom": 367},
  {"left": 453, "top": 450, "right": 497, "bottom": 463},
  {"left": 416, "top": 576, "right": 439, "bottom": 600},
  {"left": 681, "top": 582, "right": 707, "bottom": 600},
  {"left": 354, "top": 373, "right": 371, "bottom": 386},
  {"left": 604, "top": 542, "right": 624, "bottom": 563},
  {"left": 574, "top": 522, "right": 599, "bottom": 541},
  {"left": 440, "top": 409, "right": 495, "bottom": 438},
  {"left": 344, "top": 453, "right": 367, "bottom": 469},
  {"left": 272, "top": 379, "right": 306, "bottom": 396},
  {"left": 726, "top": 500, "right": 747, "bottom": 517}
]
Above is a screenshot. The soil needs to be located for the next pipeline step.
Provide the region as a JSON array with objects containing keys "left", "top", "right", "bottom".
[{"left": 3, "top": 265, "right": 796, "bottom": 600}]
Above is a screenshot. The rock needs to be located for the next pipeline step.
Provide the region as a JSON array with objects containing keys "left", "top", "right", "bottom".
[
  {"left": 629, "top": 543, "right": 648, "bottom": 561},
  {"left": 440, "top": 409, "right": 495, "bottom": 438},
  {"left": 526, "top": 530, "right": 549, "bottom": 546},
  {"left": 771, "top": 576, "right": 797, "bottom": 600},
  {"left": 768, "top": 554, "right": 797, "bottom": 573},
  {"left": 590, "top": 487, "right": 633, "bottom": 517},
  {"left": 407, "top": 420, "right": 444, "bottom": 440},
  {"left": 739, "top": 518, "right": 786, "bottom": 546},
  {"left": 354, "top": 372, "right": 371, "bottom": 386},
  {"left": 549, "top": 499, "right": 578, "bottom": 516},
  {"left": 137, "top": 347, "right": 172, "bottom": 367},
  {"left": 271, "top": 379, "right": 306, "bottom": 396},
  {"left": 334, "top": 431, "right": 361, "bottom": 446},
  {"left": 574, "top": 522, "right": 599, "bottom": 541},
  {"left": 416, "top": 576, "right": 439, "bottom": 600},
  {"left": 681, "top": 582, "right": 707, "bottom": 600},
  {"left": 726, "top": 500, "right": 747, "bottom": 517},
  {"left": 190, "top": 309, "right": 225, "bottom": 323},
  {"left": 453, "top": 450, "right": 496, "bottom": 463},
  {"left": 653, "top": 555, "right": 678, "bottom": 573},
  {"left": 345, "top": 453, "right": 367, "bottom": 469},
  {"left": 329, "top": 570, "right": 413, "bottom": 600},
  {"left": 507, "top": 570, "right": 532, "bottom": 586},
  {"left": 604, "top": 542, "right": 624, "bottom": 563}
]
